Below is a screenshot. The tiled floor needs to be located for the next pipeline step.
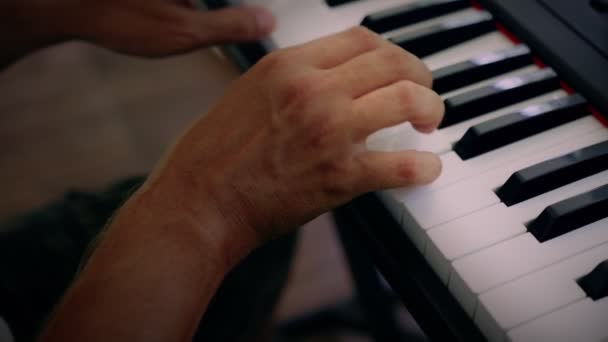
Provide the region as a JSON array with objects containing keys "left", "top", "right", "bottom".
[{"left": 0, "top": 42, "right": 424, "bottom": 341}]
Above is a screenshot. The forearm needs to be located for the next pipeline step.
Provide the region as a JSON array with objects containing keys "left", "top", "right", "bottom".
[
  {"left": 39, "top": 172, "right": 253, "bottom": 342},
  {"left": 0, "top": 1, "right": 69, "bottom": 69}
]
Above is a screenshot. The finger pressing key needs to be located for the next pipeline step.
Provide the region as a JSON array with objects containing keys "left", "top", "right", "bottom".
[
  {"left": 351, "top": 80, "right": 444, "bottom": 141},
  {"left": 355, "top": 150, "right": 442, "bottom": 191}
]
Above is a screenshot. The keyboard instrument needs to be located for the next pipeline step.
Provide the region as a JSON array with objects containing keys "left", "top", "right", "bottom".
[{"left": 202, "top": 0, "right": 608, "bottom": 340}]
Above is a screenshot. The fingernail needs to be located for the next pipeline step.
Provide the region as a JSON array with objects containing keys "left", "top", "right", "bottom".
[
  {"left": 251, "top": 7, "right": 276, "bottom": 35},
  {"left": 414, "top": 124, "right": 437, "bottom": 134},
  {"left": 418, "top": 152, "right": 442, "bottom": 184}
]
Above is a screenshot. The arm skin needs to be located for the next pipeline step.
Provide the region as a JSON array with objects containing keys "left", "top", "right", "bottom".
[
  {"left": 39, "top": 171, "right": 256, "bottom": 342},
  {"left": 1, "top": 2, "right": 274, "bottom": 338}
]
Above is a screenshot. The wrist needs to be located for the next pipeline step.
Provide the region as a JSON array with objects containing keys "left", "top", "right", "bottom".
[{"left": 123, "top": 165, "right": 259, "bottom": 271}]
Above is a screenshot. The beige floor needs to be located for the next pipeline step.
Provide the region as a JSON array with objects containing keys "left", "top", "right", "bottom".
[{"left": 0, "top": 42, "right": 422, "bottom": 341}]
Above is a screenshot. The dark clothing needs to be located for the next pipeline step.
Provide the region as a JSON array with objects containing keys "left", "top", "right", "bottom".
[{"left": 0, "top": 177, "right": 296, "bottom": 342}]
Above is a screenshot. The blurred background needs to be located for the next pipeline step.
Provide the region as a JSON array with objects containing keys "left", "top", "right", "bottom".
[{"left": 0, "top": 42, "right": 421, "bottom": 341}]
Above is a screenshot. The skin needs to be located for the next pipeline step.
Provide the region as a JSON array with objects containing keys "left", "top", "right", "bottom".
[
  {"left": 0, "top": 0, "right": 276, "bottom": 67},
  {"left": 1, "top": 1, "right": 444, "bottom": 341}
]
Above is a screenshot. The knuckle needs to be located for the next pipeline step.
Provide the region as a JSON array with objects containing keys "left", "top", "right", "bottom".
[
  {"left": 380, "top": 46, "right": 408, "bottom": 67},
  {"left": 279, "top": 73, "right": 318, "bottom": 109},
  {"left": 308, "top": 114, "right": 339, "bottom": 148},
  {"left": 395, "top": 80, "right": 417, "bottom": 108},
  {"left": 384, "top": 46, "right": 433, "bottom": 88},
  {"left": 397, "top": 155, "right": 422, "bottom": 183},
  {"left": 320, "top": 159, "right": 356, "bottom": 195},
  {"left": 258, "top": 52, "right": 321, "bottom": 107},
  {"left": 381, "top": 47, "right": 415, "bottom": 78},
  {"left": 346, "top": 26, "right": 381, "bottom": 50},
  {"left": 257, "top": 49, "right": 289, "bottom": 72}
]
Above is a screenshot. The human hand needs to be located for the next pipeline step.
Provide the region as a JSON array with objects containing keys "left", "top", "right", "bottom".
[
  {"left": 43, "top": 0, "right": 276, "bottom": 57},
  {"left": 147, "top": 27, "right": 444, "bottom": 261}
]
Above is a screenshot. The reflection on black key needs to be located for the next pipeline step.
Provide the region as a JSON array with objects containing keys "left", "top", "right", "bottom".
[
  {"left": 454, "top": 94, "right": 588, "bottom": 160},
  {"left": 389, "top": 11, "right": 494, "bottom": 58},
  {"left": 496, "top": 140, "right": 608, "bottom": 206},
  {"left": 527, "top": 184, "right": 608, "bottom": 242},
  {"left": 433, "top": 45, "right": 533, "bottom": 94},
  {"left": 578, "top": 260, "right": 608, "bottom": 300},
  {"left": 362, "top": 0, "right": 470, "bottom": 33},
  {"left": 326, "top": 0, "right": 360, "bottom": 7},
  {"left": 440, "top": 68, "right": 560, "bottom": 128}
]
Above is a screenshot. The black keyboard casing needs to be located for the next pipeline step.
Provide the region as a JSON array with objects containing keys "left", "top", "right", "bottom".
[{"left": 478, "top": 0, "right": 608, "bottom": 119}]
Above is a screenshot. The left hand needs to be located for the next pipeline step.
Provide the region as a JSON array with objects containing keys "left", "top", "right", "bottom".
[{"left": 35, "top": 0, "right": 276, "bottom": 57}]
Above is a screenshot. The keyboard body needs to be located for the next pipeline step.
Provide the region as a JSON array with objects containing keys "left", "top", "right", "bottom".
[{"left": 201, "top": 0, "right": 608, "bottom": 341}]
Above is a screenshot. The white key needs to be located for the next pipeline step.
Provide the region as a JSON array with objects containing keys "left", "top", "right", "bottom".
[
  {"left": 475, "top": 242, "right": 608, "bottom": 342},
  {"left": 424, "top": 129, "right": 608, "bottom": 281},
  {"left": 422, "top": 113, "right": 604, "bottom": 192},
  {"left": 449, "top": 184, "right": 608, "bottom": 316},
  {"left": 438, "top": 65, "right": 541, "bottom": 100},
  {"left": 507, "top": 297, "right": 608, "bottom": 342},
  {"left": 382, "top": 89, "right": 601, "bottom": 208},
  {"left": 367, "top": 86, "right": 561, "bottom": 159},
  {"left": 411, "top": 113, "right": 607, "bottom": 229},
  {"left": 384, "top": 114, "right": 605, "bottom": 250},
  {"left": 381, "top": 8, "right": 482, "bottom": 40},
  {"left": 257, "top": 0, "right": 510, "bottom": 72},
  {"left": 367, "top": 66, "right": 548, "bottom": 153},
  {"left": 423, "top": 31, "right": 513, "bottom": 70},
  {"left": 252, "top": 0, "right": 419, "bottom": 48}
]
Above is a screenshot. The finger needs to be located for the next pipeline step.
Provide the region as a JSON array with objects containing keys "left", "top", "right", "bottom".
[
  {"left": 184, "top": 6, "right": 276, "bottom": 44},
  {"left": 351, "top": 80, "right": 444, "bottom": 140},
  {"left": 285, "top": 27, "right": 384, "bottom": 69},
  {"left": 328, "top": 44, "right": 432, "bottom": 98},
  {"left": 354, "top": 150, "right": 442, "bottom": 192}
]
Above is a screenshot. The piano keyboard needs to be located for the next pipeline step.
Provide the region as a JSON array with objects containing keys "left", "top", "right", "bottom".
[{"left": 210, "top": 0, "right": 608, "bottom": 340}]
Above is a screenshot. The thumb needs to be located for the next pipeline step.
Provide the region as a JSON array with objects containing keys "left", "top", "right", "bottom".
[{"left": 190, "top": 6, "right": 276, "bottom": 45}]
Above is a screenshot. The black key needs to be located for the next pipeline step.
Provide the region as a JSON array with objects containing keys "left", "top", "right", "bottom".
[
  {"left": 578, "top": 260, "right": 608, "bottom": 300},
  {"left": 326, "top": 0, "right": 360, "bottom": 7},
  {"left": 496, "top": 140, "right": 608, "bottom": 206},
  {"left": 433, "top": 45, "right": 533, "bottom": 94},
  {"left": 389, "top": 11, "right": 495, "bottom": 58},
  {"left": 454, "top": 94, "right": 588, "bottom": 160},
  {"left": 591, "top": 0, "right": 608, "bottom": 12},
  {"left": 527, "top": 184, "right": 608, "bottom": 242},
  {"left": 362, "top": 0, "right": 470, "bottom": 33},
  {"left": 440, "top": 68, "right": 560, "bottom": 128}
]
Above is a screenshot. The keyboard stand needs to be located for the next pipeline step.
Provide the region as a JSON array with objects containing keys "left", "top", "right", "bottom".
[
  {"left": 278, "top": 209, "right": 414, "bottom": 341},
  {"left": 279, "top": 195, "right": 486, "bottom": 342},
  {"left": 335, "top": 194, "right": 487, "bottom": 341}
]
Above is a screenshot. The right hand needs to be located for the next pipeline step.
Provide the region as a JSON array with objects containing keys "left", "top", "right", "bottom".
[{"left": 143, "top": 27, "right": 444, "bottom": 264}]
